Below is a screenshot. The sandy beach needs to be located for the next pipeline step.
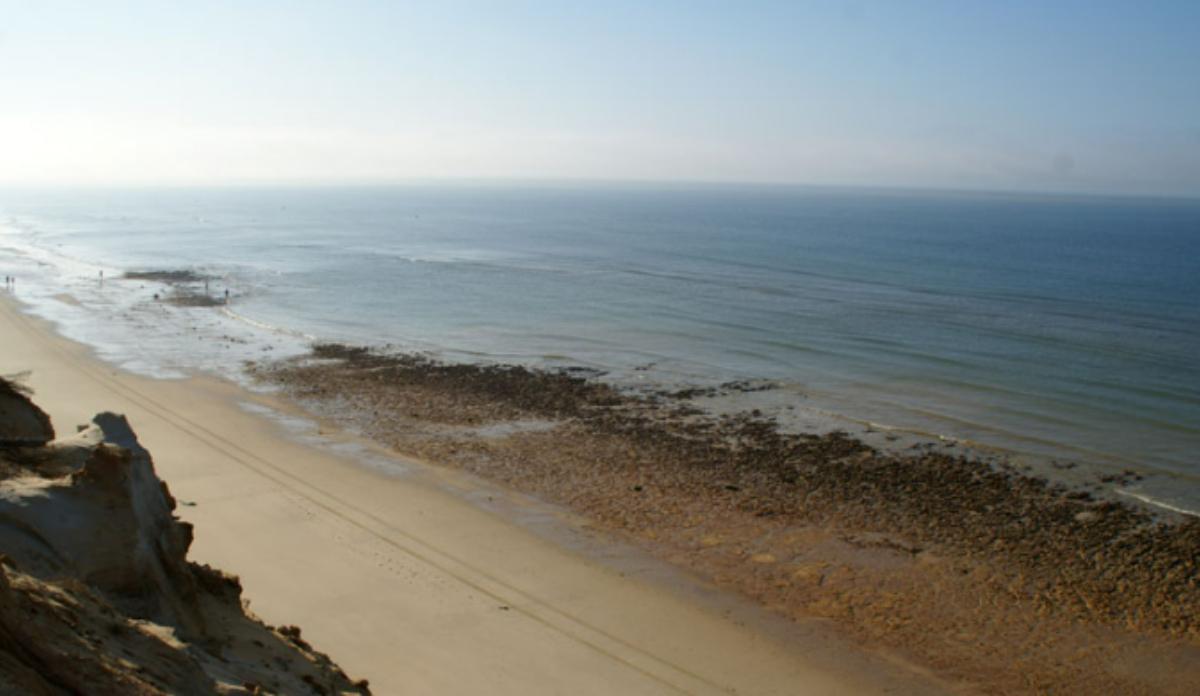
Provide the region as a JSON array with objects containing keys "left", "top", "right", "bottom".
[{"left": 0, "top": 295, "right": 956, "bottom": 694}]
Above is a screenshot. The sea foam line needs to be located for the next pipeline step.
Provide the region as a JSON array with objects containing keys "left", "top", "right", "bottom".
[
  {"left": 220, "top": 306, "right": 317, "bottom": 342},
  {"left": 1115, "top": 489, "right": 1200, "bottom": 518}
]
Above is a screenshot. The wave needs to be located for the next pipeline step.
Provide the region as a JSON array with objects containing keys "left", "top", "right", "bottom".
[
  {"left": 220, "top": 306, "right": 317, "bottom": 342},
  {"left": 1115, "top": 489, "right": 1200, "bottom": 518}
]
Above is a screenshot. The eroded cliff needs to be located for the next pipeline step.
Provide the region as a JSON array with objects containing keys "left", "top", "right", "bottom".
[{"left": 0, "top": 378, "right": 369, "bottom": 695}]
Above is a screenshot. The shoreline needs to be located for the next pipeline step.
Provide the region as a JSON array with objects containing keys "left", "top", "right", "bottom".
[
  {"left": 1, "top": 227, "right": 1194, "bottom": 514},
  {"left": 0, "top": 292, "right": 949, "bottom": 693},
  {"left": 2, "top": 238, "right": 1194, "bottom": 516}
]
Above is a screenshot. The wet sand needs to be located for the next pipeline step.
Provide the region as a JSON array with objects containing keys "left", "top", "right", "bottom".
[
  {"left": 250, "top": 344, "right": 1200, "bottom": 694},
  {"left": 0, "top": 294, "right": 951, "bottom": 694}
]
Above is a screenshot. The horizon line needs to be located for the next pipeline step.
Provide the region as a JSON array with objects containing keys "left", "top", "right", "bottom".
[{"left": 1, "top": 176, "right": 1198, "bottom": 204}]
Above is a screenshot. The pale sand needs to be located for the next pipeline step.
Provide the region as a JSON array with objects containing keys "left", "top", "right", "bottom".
[{"left": 0, "top": 294, "right": 948, "bottom": 695}]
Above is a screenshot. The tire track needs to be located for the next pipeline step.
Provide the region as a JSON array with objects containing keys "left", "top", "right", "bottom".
[{"left": 0, "top": 298, "right": 731, "bottom": 695}]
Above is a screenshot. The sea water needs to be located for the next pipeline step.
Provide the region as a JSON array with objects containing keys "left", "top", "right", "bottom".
[{"left": 1, "top": 184, "right": 1197, "bottom": 512}]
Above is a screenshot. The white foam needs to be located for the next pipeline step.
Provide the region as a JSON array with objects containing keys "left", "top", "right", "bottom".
[
  {"left": 1115, "top": 489, "right": 1200, "bottom": 519},
  {"left": 0, "top": 224, "right": 310, "bottom": 383}
]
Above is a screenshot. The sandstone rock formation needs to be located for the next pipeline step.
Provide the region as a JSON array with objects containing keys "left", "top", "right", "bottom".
[
  {"left": 0, "top": 375, "right": 53, "bottom": 446},
  {"left": 0, "top": 379, "right": 369, "bottom": 695}
]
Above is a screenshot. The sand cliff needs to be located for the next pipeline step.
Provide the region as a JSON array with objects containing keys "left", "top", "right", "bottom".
[{"left": 0, "top": 378, "right": 369, "bottom": 695}]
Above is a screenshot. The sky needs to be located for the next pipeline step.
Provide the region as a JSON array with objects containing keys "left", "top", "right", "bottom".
[{"left": 0, "top": 1, "right": 1198, "bottom": 196}]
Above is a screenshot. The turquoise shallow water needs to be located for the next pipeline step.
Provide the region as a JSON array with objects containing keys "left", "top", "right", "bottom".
[{"left": 1, "top": 184, "right": 1198, "bottom": 512}]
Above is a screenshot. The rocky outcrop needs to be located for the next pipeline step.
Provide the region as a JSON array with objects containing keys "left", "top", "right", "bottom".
[
  {"left": 0, "top": 380, "right": 370, "bottom": 695},
  {"left": 1, "top": 414, "right": 209, "bottom": 641},
  {"left": 0, "top": 376, "right": 53, "bottom": 446}
]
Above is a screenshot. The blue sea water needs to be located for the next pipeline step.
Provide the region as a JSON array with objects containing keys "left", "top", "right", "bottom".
[{"left": 1, "top": 184, "right": 1198, "bottom": 512}]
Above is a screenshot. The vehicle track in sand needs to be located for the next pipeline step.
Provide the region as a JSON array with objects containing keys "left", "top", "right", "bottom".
[{"left": 0, "top": 297, "right": 733, "bottom": 695}]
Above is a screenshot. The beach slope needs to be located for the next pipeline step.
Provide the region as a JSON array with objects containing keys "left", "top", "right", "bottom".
[{"left": 0, "top": 296, "right": 944, "bottom": 694}]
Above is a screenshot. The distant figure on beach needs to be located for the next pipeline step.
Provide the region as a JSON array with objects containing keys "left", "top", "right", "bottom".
[
  {"left": 99, "top": 270, "right": 104, "bottom": 285},
  {"left": 224, "top": 289, "right": 230, "bottom": 305}
]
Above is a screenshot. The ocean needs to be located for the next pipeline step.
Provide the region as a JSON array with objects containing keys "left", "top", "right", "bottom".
[{"left": 1, "top": 183, "right": 1198, "bottom": 513}]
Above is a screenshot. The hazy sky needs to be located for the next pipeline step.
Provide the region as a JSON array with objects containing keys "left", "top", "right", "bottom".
[{"left": 1, "top": 1, "right": 1198, "bottom": 195}]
